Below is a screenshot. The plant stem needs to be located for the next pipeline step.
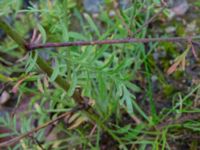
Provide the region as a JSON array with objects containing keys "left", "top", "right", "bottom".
[
  {"left": 0, "top": 17, "right": 28, "bottom": 51},
  {"left": 28, "top": 36, "right": 200, "bottom": 50},
  {"left": 0, "top": 17, "right": 83, "bottom": 104}
]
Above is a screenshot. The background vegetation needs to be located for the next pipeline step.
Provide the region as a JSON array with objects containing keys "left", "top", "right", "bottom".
[{"left": 0, "top": 0, "right": 200, "bottom": 149}]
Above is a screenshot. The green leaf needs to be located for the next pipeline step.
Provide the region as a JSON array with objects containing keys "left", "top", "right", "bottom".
[
  {"left": 97, "top": 73, "right": 106, "bottom": 99},
  {"left": 109, "top": 58, "right": 133, "bottom": 74},
  {"left": 68, "top": 32, "right": 87, "bottom": 41},
  {"left": 98, "top": 54, "right": 114, "bottom": 70},
  {"left": 125, "top": 81, "right": 141, "bottom": 93},
  {"left": 84, "top": 13, "right": 100, "bottom": 37},
  {"left": 61, "top": 21, "right": 69, "bottom": 41},
  {"left": 121, "top": 85, "right": 134, "bottom": 113},
  {"left": 26, "top": 52, "right": 38, "bottom": 73},
  {"left": 68, "top": 72, "right": 77, "bottom": 97},
  {"left": 50, "top": 58, "right": 60, "bottom": 81},
  {"left": 37, "top": 24, "right": 47, "bottom": 44}
]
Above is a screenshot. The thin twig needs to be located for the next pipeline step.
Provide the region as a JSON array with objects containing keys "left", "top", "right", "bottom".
[
  {"left": 28, "top": 36, "right": 200, "bottom": 50},
  {"left": 132, "top": 6, "right": 166, "bottom": 36},
  {"left": 0, "top": 17, "right": 28, "bottom": 50},
  {"left": 156, "top": 113, "right": 200, "bottom": 130},
  {"left": 0, "top": 104, "right": 87, "bottom": 148}
]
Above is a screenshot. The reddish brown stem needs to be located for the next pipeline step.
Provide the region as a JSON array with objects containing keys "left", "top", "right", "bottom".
[{"left": 28, "top": 36, "right": 200, "bottom": 50}]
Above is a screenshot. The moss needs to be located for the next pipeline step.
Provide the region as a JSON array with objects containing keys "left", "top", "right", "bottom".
[
  {"left": 163, "top": 84, "right": 175, "bottom": 96},
  {"left": 176, "top": 25, "right": 185, "bottom": 36},
  {"left": 172, "top": 70, "right": 184, "bottom": 80}
]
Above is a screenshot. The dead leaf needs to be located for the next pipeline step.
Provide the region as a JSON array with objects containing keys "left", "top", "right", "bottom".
[
  {"left": 191, "top": 43, "right": 198, "bottom": 60},
  {"left": 37, "top": 79, "right": 44, "bottom": 93},
  {"left": 167, "top": 45, "right": 190, "bottom": 75},
  {"left": 68, "top": 115, "right": 88, "bottom": 130},
  {"left": 167, "top": 61, "right": 180, "bottom": 75},
  {"left": 181, "top": 56, "right": 186, "bottom": 70},
  {"left": 0, "top": 91, "right": 10, "bottom": 105}
]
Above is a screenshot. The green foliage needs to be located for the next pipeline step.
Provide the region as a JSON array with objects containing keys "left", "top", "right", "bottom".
[{"left": 0, "top": 0, "right": 200, "bottom": 149}]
